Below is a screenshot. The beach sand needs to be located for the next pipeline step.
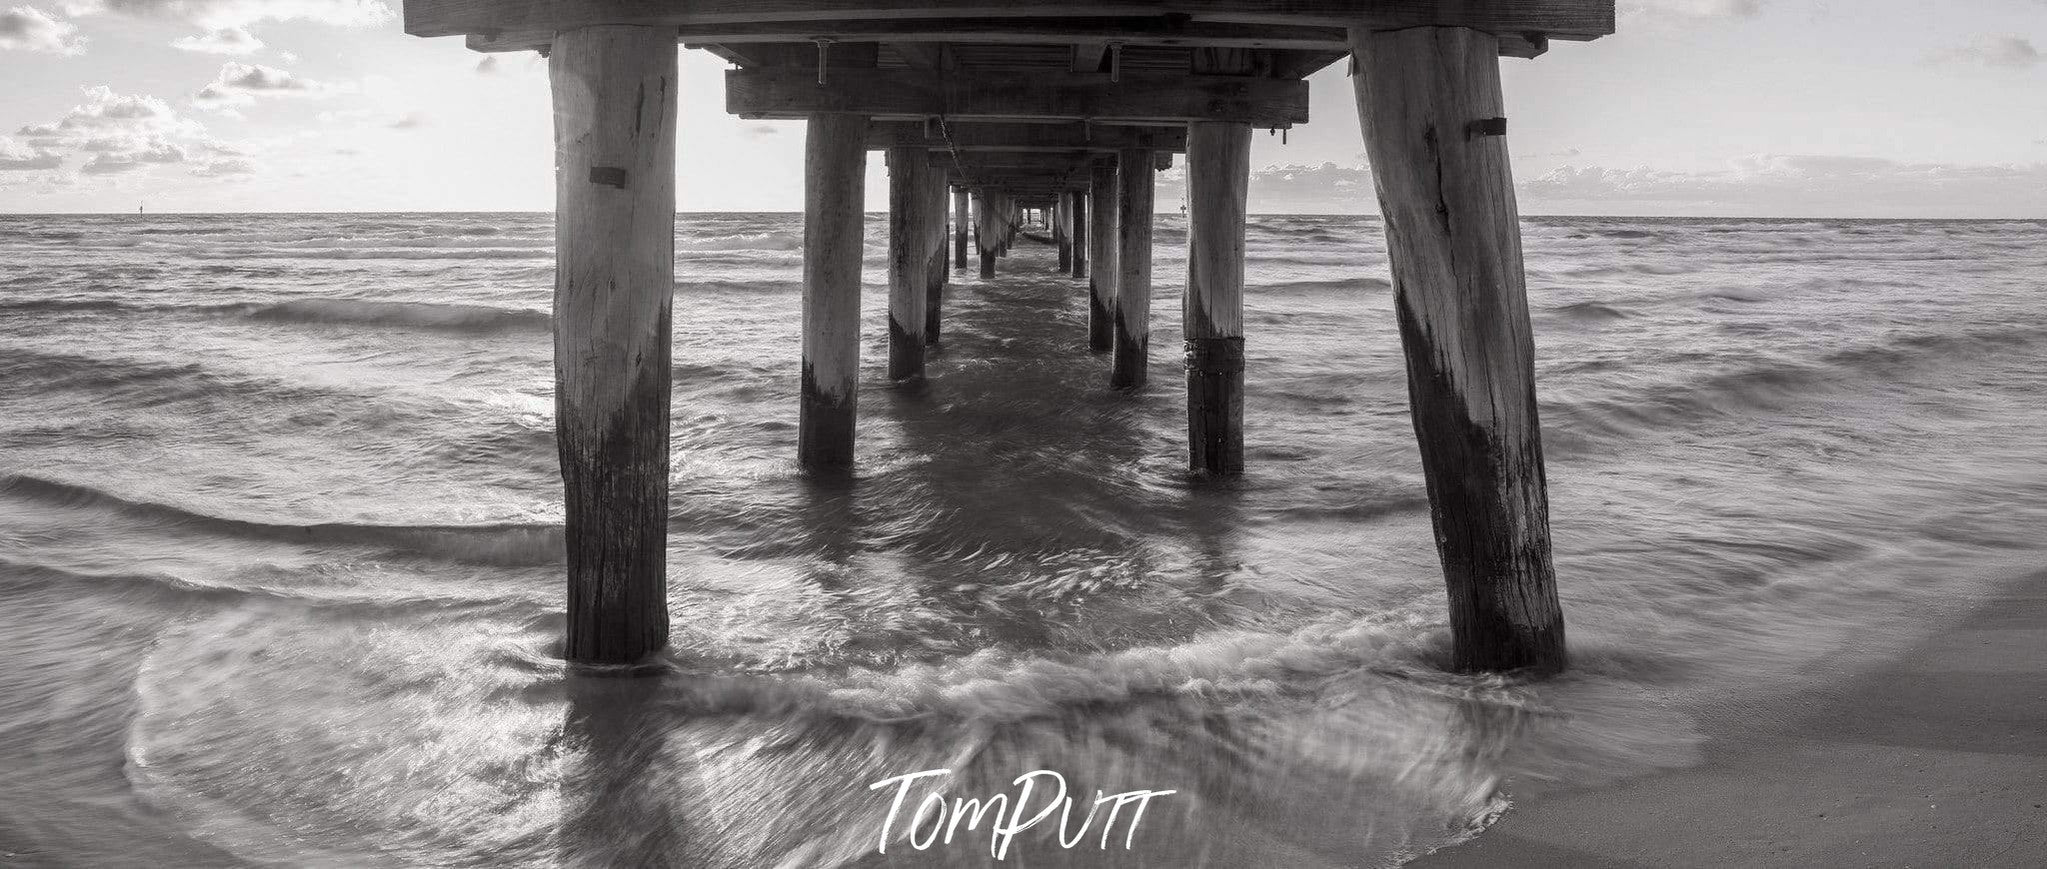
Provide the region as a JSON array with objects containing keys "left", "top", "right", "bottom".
[{"left": 1413, "top": 569, "right": 2047, "bottom": 868}]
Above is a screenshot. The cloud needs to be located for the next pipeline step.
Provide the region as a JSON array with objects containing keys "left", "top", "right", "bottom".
[
  {"left": 61, "top": 0, "right": 391, "bottom": 29},
  {"left": 1255, "top": 162, "right": 1371, "bottom": 190},
  {"left": 387, "top": 112, "right": 425, "bottom": 129},
  {"left": 190, "top": 156, "right": 253, "bottom": 177},
  {"left": 64, "top": 0, "right": 390, "bottom": 55},
  {"left": 1142, "top": 153, "right": 2047, "bottom": 215},
  {"left": 0, "top": 136, "right": 64, "bottom": 170},
  {"left": 1929, "top": 36, "right": 2042, "bottom": 69},
  {"left": 171, "top": 25, "right": 260, "bottom": 54},
  {"left": 10, "top": 85, "right": 248, "bottom": 185},
  {"left": 1521, "top": 155, "right": 2047, "bottom": 214},
  {"left": 192, "top": 61, "right": 340, "bottom": 110},
  {"left": 18, "top": 85, "right": 205, "bottom": 146},
  {"left": 743, "top": 123, "right": 781, "bottom": 137},
  {"left": 1147, "top": 161, "right": 1376, "bottom": 213},
  {"left": 81, "top": 141, "right": 185, "bottom": 174},
  {"left": 475, "top": 55, "right": 499, "bottom": 74},
  {"left": 1, "top": 5, "right": 86, "bottom": 54},
  {"left": 1624, "top": 0, "right": 1763, "bottom": 19}
]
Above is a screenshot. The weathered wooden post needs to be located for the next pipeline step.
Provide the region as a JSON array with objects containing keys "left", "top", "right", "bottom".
[
  {"left": 800, "top": 113, "right": 869, "bottom": 470},
  {"left": 996, "top": 193, "right": 1013, "bottom": 256},
  {"left": 886, "top": 147, "right": 930, "bottom": 380},
  {"left": 969, "top": 189, "right": 983, "bottom": 266},
  {"left": 1070, "top": 187, "right": 1089, "bottom": 281},
  {"left": 549, "top": 26, "right": 677, "bottom": 665},
  {"left": 924, "top": 166, "right": 946, "bottom": 345},
  {"left": 976, "top": 188, "right": 999, "bottom": 278},
  {"left": 1110, "top": 148, "right": 1154, "bottom": 389},
  {"left": 1185, "top": 121, "right": 1250, "bottom": 475},
  {"left": 1055, "top": 193, "right": 1072, "bottom": 272},
  {"left": 1353, "top": 26, "right": 1567, "bottom": 674},
  {"left": 994, "top": 192, "right": 1010, "bottom": 257},
  {"left": 953, "top": 186, "right": 971, "bottom": 270},
  {"left": 1087, "top": 161, "right": 1118, "bottom": 353}
]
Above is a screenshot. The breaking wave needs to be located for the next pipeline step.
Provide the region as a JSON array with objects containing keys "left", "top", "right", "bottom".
[
  {"left": 0, "top": 297, "right": 551, "bottom": 333},
  {"left": 0, "top": 474, "right": 563, "bottom": 566}
]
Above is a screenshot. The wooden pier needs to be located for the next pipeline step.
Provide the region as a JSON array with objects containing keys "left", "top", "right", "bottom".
[{"left": 403, "top": 1, "right": 1613, "bottom": 675}]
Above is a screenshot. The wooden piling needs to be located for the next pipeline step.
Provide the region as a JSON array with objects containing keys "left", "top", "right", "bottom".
[
  {"left": 1055, "top": 193, "right": 1072, "bottom": 272},
  {"left": 997, "top": 194, "right": 1014, "bottom": 256},
  {"left": 800, "top": 112, "right": 869, "bottom": 470},
  {"left": 886, "top": 146, "right": 929, "bottom": 380},
  {"left": 1185, "top": 121, "right": 1250, "bottom": 476},
  {"left": 953, "top": 186, "right": 970, "bottom": 270},
  {"left": 1110, "top": 148, "right": 1154, "bottom": 390},
  {"left": 1353, "top": 26, "right": 1567, "bottom": 675},
  {"left": 1070, "top": 188, "right": 1088, "bottom": 281},
  {"left": 1087, "top": 161, "right": 1118, "bottom": 353},
  {"left": 975, "top": 188, "right": 999, "bottom": 278},
  {"left": 549, "top": 26, "right": 677, "bottom": 665},
  {"left": 924, "top": 169, "right": 946, "bottom": 345}
]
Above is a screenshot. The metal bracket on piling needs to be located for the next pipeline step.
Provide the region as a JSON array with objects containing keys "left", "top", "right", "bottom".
[
  {"left": 588, "top": 166, "right": 628, "bottom": 189},
  {"left": 1470, "top": 117, "right": 1509, "bottom": 138},
  {"left": 812, "top": 37, "right": 835, "bottom": 85},
  {"left": 1107, "top": 41, "right": 1124, "bottom": 82}
]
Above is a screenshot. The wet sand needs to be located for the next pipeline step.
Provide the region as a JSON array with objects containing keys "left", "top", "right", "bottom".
[{"left": 1413, "top": 569, "right": 2047, "bottom": 868}]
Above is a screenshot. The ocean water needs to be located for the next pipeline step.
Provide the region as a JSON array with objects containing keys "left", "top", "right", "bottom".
[{"left": 1, "top": 212, "right": 2044, "bottom": 868}]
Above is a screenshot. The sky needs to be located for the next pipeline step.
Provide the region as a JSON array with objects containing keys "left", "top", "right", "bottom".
[{"left": 1, "top": 0, "right": 2044, "bottom": 216}]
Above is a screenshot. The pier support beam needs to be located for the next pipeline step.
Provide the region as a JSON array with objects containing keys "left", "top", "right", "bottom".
[
  {"left": 953, "top": 186, "right": 970, "bottom": 270},
  {"left": 925, "top": 171, "right": 946, "bottom": 345},
  {"left": 975, "top": 189, "right": 999, "bottom": 278},
  {"left": 1185, "top": 121, "right": 1250, "bottom": 476},
  {"left": 1353, "top": 26, "right": 1567, "bottom": 675},
  {"left": 887, "top": 146, "right": 930, "bottom": 380},
  {"left": 1070, "top": 188, "right": 1088, "bottom": 281},
  {"left": 998, "top": 194, "right": 1015, "bottom": 256},
  {"left": 1087, "top": 161, "right": 1118, "bottom": 353},
  {"left": 549, "top": 26, "right": 677, "bottom": 665},
  {"left": 1055, "top": 193, "right": 1072, "bottom": 272},
  {"left": 800, "top": 113, "right": 869, "bottom": 470},
  {"left": 1110, "top": 148, "right": 1154, "bottom": 390}
]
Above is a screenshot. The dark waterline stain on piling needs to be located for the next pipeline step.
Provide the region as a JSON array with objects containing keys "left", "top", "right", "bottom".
[{"left": 1393, "top": 290, "right": 1565, "bottom": 675}]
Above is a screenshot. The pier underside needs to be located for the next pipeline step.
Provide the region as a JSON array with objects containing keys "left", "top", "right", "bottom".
[{"left": 402, "top": 0, "right": 1612, "bottom": 674}]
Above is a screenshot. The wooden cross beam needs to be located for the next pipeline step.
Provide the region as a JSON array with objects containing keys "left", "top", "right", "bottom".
[
  {"left": 674, "top": 17, "right": 1351, "bottom": 48},
  {"left": 932, "top": 151, "right": 1100, "bottom": 171},
  {"left": 727, "top": 68, "right": 1308, "bottom": 125},
  {"left": 469, "top": 17, "right": 1351, "bottom": 53},
  {"left": 866, "top": 121, "right": 1188, "bottom": 152},
  {"left": 950, "top": 172, "right": 1093, "bottom": 190},
  {"left": 472, "top": 28, "right": 1541, "bottom": 60},
  {"left": 405, "top": 2, "right": 1615, "bottom": 42}
]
